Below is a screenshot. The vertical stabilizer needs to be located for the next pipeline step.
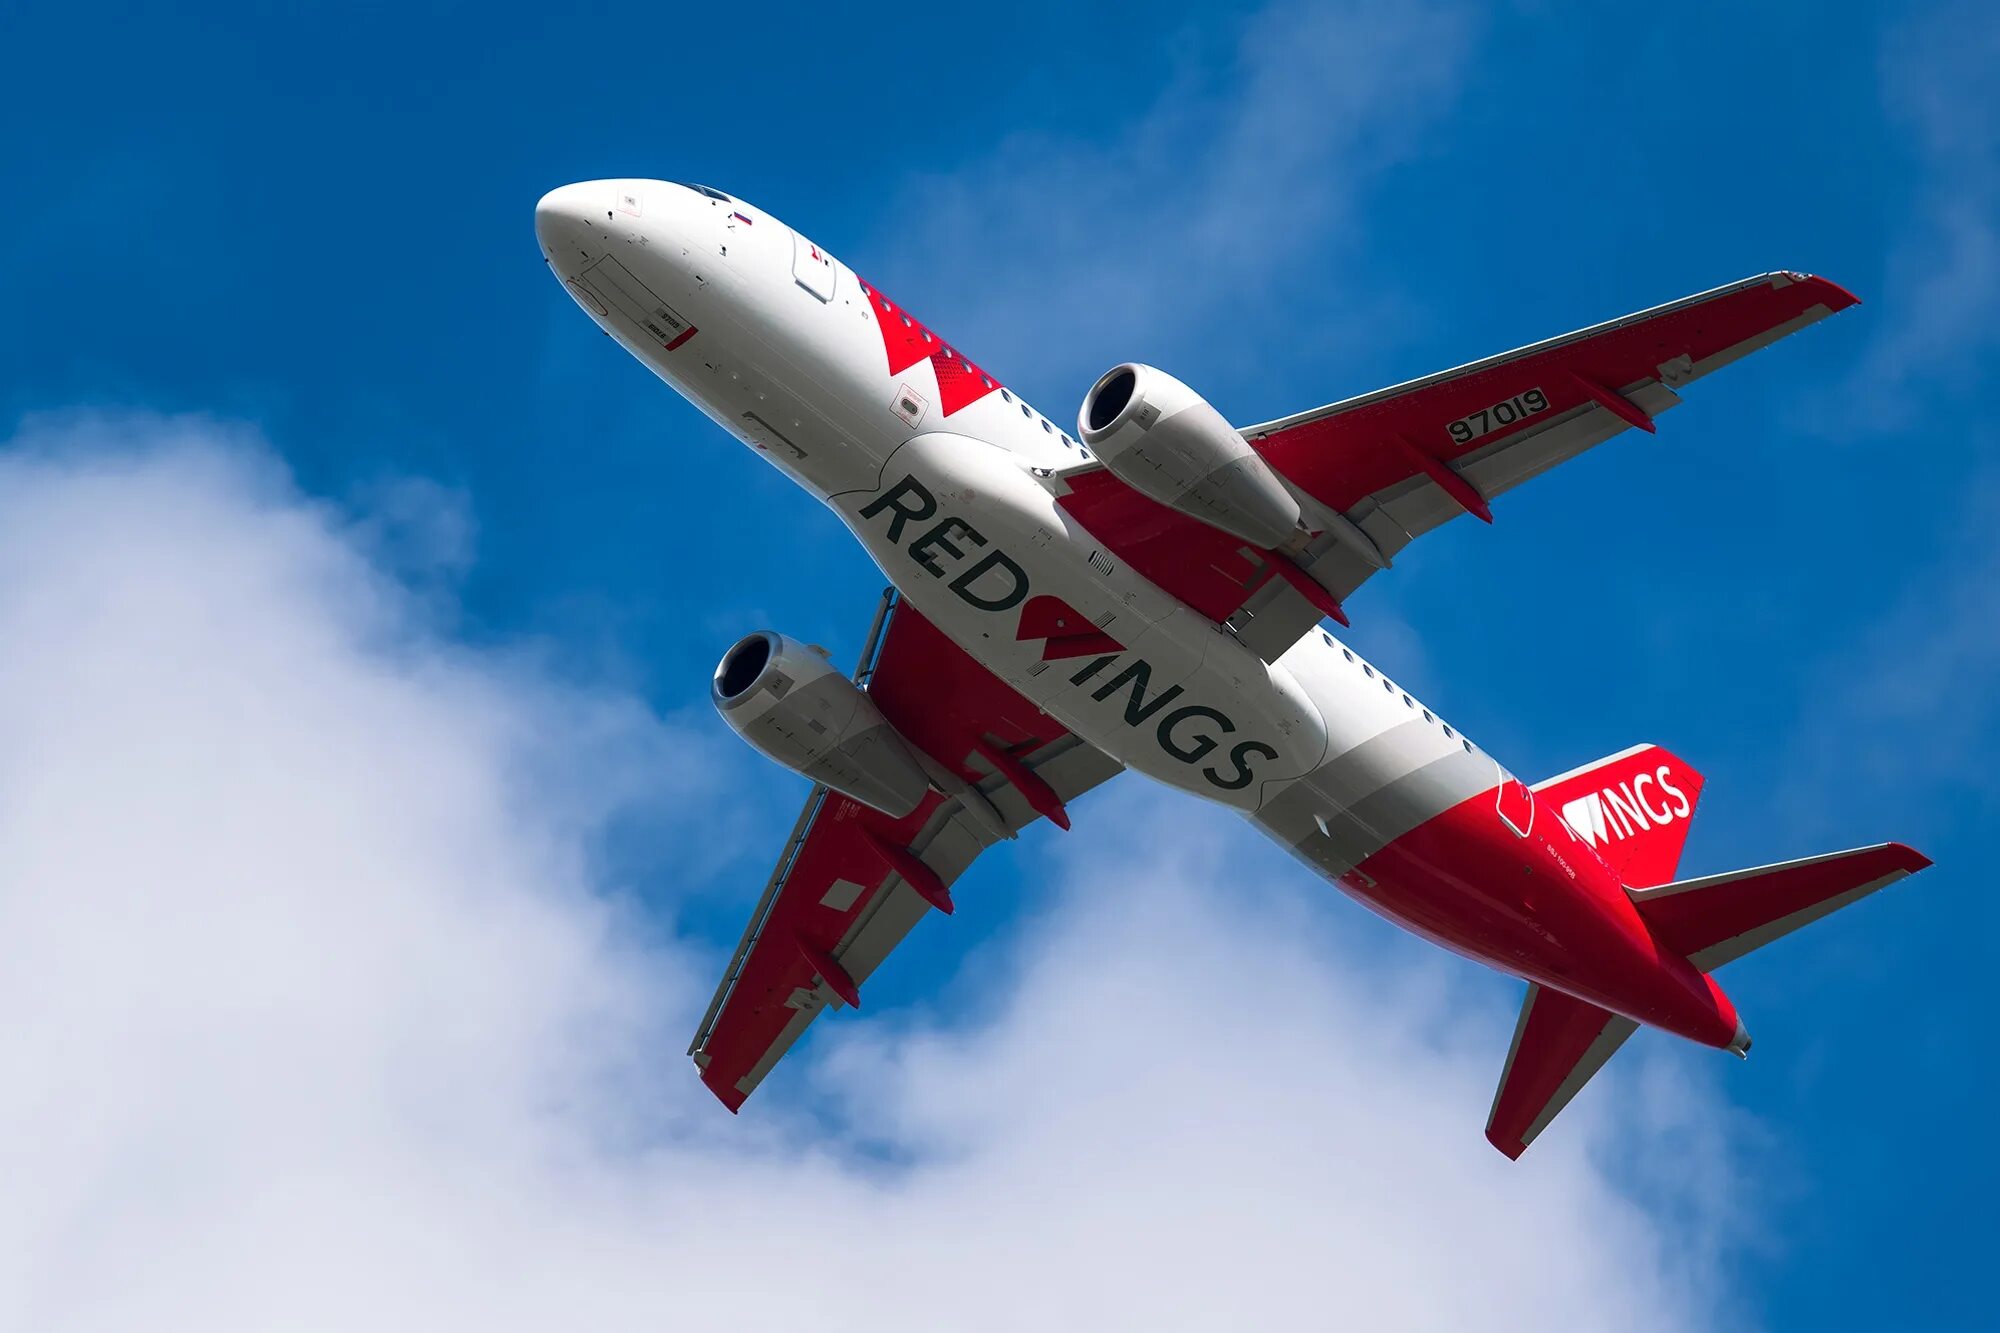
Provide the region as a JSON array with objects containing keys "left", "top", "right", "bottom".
[{"left": 1534, "top": 743, "right": 1705, "bottom": 888}]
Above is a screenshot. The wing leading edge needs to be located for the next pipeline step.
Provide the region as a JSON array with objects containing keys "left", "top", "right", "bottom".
[{"left": 690, "top": 592, "right": 1121, "bottom": 1110}]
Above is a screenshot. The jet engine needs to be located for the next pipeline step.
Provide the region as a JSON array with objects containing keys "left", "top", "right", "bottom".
[
  {"left": 1078, "top": 363, "right": 1303, "bottom": 550},
  {"left": 711, "top": 631, "right": 932, "bottom": 818}
]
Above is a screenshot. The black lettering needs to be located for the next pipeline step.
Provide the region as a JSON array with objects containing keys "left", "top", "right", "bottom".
[
  {"left": 1068, "top": 655, "right": 1119, "bottom": 686},
  {"left": 1205, "top": 738, "right": 1278, "bottom": 791},
  {"left": 948, "top": 549, "right": 1029, "bottom": 612},
  {"left": 1157, "top": 704, "right": 1233, "bottom": 763},
  {"left": 858, "top": 474, "right": 937, "bottom": 543},
  {"left": 909, "top": 517, "right": 984, "bottom": 577},
  {"left": 1090, "top": 659, "right": 1184, "bottom": 725}
]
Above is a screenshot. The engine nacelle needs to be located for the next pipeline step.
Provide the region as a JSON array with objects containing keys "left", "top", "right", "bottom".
[
  {"left": 1078, "top": 363, "right": 1303, "bottom": 550},
  {"left": 712, "top": 631, "right": 932, "bottom": 818}
]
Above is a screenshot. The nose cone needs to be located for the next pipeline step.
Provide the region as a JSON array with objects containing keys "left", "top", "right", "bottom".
[{"left": 534, "top": 181, "right": 603, "bottom": 253}]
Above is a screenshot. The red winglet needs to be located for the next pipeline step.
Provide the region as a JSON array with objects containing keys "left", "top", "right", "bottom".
[
  {"left": 974, "top": 739, "right": 1071, "bottom": 830},
  {"left": 1394, "top": 434, "right": 1493, "bottom": 523},
  {"left": 1264, "top": 552, "right": 1349, "bottom": 627},
  {"left": 864, "top": 830, "right": 955, "bottom": 915},
  {"left": 1568, "top": 371, "right": 1656, "bottom": 434},
  {"left": 794, "top": 936, "right": 861, "bottom": 1008}
]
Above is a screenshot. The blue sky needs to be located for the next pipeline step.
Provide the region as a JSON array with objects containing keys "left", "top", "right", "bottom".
[{"left": 1, "top": 1, "right": 1993, "bottom": 1328}]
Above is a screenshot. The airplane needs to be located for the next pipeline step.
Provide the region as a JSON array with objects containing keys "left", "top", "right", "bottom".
[{"left": 534, "top": 178, "right": 1931, "bottom": 1158}]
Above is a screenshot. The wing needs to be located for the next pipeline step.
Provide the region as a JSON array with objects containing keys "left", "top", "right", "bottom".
[
  {"left": 689, "top": 591, "right": 1122, "bottom": 1110},
  {"left": 1055, "top": 272, "right": 1859, "bottom": 660}
]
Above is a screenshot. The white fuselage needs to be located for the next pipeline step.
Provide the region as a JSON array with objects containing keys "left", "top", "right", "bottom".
[{"left": 533, "top": 180, "right": 1497, "bottom": 875}]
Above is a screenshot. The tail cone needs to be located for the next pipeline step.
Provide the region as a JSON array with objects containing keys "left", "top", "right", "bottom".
[{"left": 1728, "top": 1019, "right": 1753, "bottom": 1059}]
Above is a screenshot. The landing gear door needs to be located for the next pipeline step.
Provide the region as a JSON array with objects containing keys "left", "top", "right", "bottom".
[{"left": 792, "top": 231, "right": 837, "bottom": 302}]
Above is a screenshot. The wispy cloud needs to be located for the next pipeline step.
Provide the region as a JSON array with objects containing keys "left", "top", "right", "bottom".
[
  {"left": 1831, "top": 1, "right": 1999, "bottom": 431},
  {"left": 874, "top": 1, "right": 1475, "bottom": 393},
  {"left": 1768, "top": 1, "right": 2000, "bottom": 831},
  {"left": 1778, "top": 466, "right": 2000, "bottom": 842},
  {"left": 0, "top": 413, "right": 1747, "bottom": 1330}
]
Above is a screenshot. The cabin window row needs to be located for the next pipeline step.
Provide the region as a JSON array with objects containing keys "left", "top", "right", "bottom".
[{"left": 1323, "top": 634, "right": 1473, "bottom": 754}]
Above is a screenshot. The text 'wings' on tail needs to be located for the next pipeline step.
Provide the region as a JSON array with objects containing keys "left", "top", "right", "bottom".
[
  {"left": 1630, "top": 842, "right": 1933, "bottom": 972},
  {"left": 1534, "top": 743, "right": 1706, "bottom": 888},
  {"left": 1486, "top": 984, "right": 1637, "bottom": 1160}
]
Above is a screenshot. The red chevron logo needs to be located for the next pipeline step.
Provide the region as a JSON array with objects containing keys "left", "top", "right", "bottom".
[
  {"left": 1016, "top": 594, "right": 1123, "bottom": 662},
  {"left": 857, "top": 279, "right": 1003, "bottom": 417}
]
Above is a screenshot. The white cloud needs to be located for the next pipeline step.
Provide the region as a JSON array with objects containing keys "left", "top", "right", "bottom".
[{"left": 0, "top": 414, "right": 1744, "bottom": 1331}]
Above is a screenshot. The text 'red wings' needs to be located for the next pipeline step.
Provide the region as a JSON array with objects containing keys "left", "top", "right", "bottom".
[
  {"left": 1054, "top": 272, "right": 1858, "bottom": 660},
  {"left": 689, "top": 593, "right": 1121, "bottom": 1110}
]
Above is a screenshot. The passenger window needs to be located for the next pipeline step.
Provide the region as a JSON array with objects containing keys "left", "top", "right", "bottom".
[{"left": 1342, "top": 648, "right": 1355, "bottom": 662}]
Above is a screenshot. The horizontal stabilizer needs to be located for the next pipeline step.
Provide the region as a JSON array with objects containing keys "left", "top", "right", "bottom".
[
  {"left": 1486, "top": 984, "right": 1637, "bottom": 1160},
  {"left": 1631, "top": 842, "right": 1932, "bottom": 971}
]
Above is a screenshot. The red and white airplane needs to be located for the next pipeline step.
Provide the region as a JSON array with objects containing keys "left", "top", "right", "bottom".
[{"left": 536, "top": 179, "right": 1930, "bottom": 1157}]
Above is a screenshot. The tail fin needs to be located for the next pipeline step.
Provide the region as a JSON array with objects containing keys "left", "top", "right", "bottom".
[
  {"left": 1631, "top": 842, "right": 1932, "bottom": 971},
  {"left": 1535, "top": 743, "right": 1705, "bottom": 888},
  {"left": 1486, "top": 985, "right": 1636, "bottom": 1160}
]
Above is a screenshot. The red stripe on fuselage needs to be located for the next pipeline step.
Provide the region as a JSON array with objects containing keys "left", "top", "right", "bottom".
[
  {"left": 1344, "top": 783, "right": 1739, "bottom": 1047},
  {"left": 857, "top": 280, "right": 1002, "bottom": 416}
]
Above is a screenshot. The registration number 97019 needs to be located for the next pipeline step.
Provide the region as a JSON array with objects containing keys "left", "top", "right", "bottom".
[{"left": 1446, "top": 387, "right": 1548, "bottom": 445}]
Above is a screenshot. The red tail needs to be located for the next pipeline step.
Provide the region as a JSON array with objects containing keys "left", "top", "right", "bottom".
[
  {"left": 1487, "top": 748, "right": 1931, "bottom": 1160},
  {"left": 1533, "top": 743, "right": 1705, "bottom": 888}
]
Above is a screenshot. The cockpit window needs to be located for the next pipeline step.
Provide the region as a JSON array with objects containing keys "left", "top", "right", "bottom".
[{"left": 679, "top": 182, "right": 733, "bottom": 202}]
